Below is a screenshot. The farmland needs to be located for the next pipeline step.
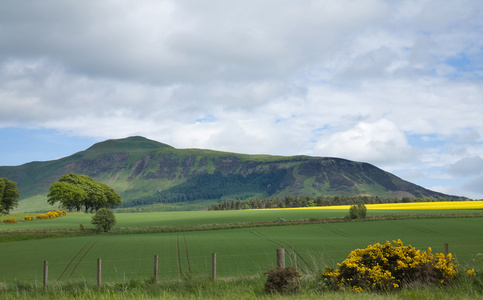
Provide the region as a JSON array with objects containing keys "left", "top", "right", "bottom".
[{"left": 1, "top": 202, "right": 483, "bottom": 289}]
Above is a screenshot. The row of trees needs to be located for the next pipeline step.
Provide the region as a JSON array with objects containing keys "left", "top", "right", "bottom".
[
  {"left": 0, "top": 177, "right": 19, "bottom": 214},
  {"left": 208, "top": 195, "right": 465, "bottom": 210},
  {"left": 48, "top": 173, "right": 121, "bottom": 212}
]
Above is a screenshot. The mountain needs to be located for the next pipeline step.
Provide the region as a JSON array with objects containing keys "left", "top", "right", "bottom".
[{"left": 0, "top": 136, "right": 462, "bottom": 212}]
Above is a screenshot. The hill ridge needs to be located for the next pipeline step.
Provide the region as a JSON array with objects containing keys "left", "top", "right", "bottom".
[{"left": 0, "top": 136, "right": 463, "bottom": 212}]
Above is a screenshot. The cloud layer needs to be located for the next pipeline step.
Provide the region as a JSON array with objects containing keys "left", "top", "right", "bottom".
[{"left": 1, "top": 0, "right": 482, "bottom": 198}]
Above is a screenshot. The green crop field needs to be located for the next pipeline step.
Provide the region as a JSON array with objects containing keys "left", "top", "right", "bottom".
[
  {"left": 0, "top": 207, "right": 475, "bottom": 231},
  {"left": 1, "top": 207, "right": 483, "bottom": 286}
]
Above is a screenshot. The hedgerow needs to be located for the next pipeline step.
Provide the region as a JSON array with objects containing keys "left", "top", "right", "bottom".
[{"left": 321, "top": 239, "right": 458, "bottom": 292}]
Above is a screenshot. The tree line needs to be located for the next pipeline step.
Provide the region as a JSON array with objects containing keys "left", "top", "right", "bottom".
[
  {"left": 208, "top": 195, "right": 468, "bottom": 210},
  {"left": 48, "top": 173, "right": 122, "bottom": 212}
]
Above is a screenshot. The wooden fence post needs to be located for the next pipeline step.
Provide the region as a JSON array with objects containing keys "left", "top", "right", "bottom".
[
  {"left": 211, "top": 253, "right": 216, "bottom": 281},
  {"left": 43, "top": 260, "right": 48, "bottom": 287},
  {"left": 277, "top": 248, "right": 285, "bottom": 268},
  {"left": 154, "top": 255, "right": 159, "bottom": 283},
  {"left": 445, "top": 243, "right": 449, "bottom": 256},
  {"left": 97, "top": 258, "right": 102, "bottom": 288}
]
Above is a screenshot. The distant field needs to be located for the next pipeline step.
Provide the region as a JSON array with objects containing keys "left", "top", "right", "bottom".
[
  {"left": 1, "top": 203, "right": 483, "bottom": 285},
  {"left": 253, "top": 200, "right": 483, "bottom": 210},
  {"left": 2, "top": 203, "right": 481, "bottom": 231}
]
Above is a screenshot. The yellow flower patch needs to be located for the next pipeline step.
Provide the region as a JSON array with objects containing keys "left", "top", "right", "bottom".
[
  {"left": 254, "top": 200, "right": 483, "bottom": 211},
  {"left": 322, "top": 239, "right": 458, "bottom": 292},
  {"left": 36, "top": 210, "right": 67, "bottom": 220}
]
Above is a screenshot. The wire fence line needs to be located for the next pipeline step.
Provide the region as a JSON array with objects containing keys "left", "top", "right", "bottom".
[{"left": 3, "top": 242, "right": 483, "bottom": 287}]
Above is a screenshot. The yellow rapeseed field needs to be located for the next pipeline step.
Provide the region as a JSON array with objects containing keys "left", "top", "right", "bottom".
[{"left": 254, "top": 201, "right": 483, "bottom": 211}]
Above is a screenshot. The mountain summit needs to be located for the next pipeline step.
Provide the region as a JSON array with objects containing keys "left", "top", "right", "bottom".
[{"left": 0, "top": 136, "right": 462, "bottom": 212}]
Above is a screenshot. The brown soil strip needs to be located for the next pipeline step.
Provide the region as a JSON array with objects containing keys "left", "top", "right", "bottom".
[
  {"left": 67, "top": 239, "right": 100, "bottom": 280},
  {"left": 57, "top": 240, "right": 93, "bottom": 282}
]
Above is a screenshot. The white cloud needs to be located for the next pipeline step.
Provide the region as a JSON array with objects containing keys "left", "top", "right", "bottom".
[
  {"left": 0, "top": 0, "right": 483, "bottom": 198},
  {"left": 314, "top": 119, "right": 417, "bottom": 167},
  {"left": 447, "top": 156, "right": 483, "bottom": 177}
]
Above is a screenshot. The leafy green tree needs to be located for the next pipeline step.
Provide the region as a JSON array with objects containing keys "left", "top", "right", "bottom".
[
  {"left": 48, "top": 173, "right": 121, "bottom": 212},
  {"left": 48, "top": 181, "right": 86, "bottom": 212},
  {"left": 349, "top": 203, "right": 367, "bottom": 219},
  {"left": 306, "top": 199, "right": 316, "bottom": 207},
  {"left": 91, "top": 208, "right": 116, "bottom": 232},
  {"left": 0, "top": 178, "right": 19, "bottom": 214}
]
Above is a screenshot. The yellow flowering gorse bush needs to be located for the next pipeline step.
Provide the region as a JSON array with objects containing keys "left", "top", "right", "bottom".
[
  {"left": 322, "top": 239, "right": 458, "bottom": 292},
  {"left": 24, "top": 216, "right": 33, "bottom": 221},
  {"left": 36, "top": 210, "right": 67, "bottom": 220},
  {"left": 3, "top": 217, "right": 16, "bottom": 224}
]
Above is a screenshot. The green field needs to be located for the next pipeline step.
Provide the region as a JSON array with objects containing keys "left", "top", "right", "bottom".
[
  {"left": 1, "top": 208, "right": 477, "bottom": 231},
  {"left": 1, "top": 208, "right": 483, "bottom": 287}
]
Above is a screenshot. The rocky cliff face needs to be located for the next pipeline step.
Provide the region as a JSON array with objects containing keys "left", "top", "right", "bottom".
[{"left": 0, "top": 136, "right": 461, "bottom": 211}]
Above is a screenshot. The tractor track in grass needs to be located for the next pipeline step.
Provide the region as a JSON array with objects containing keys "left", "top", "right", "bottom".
[
  {"left": 176, "top": 235, "right": 192, "bottom": 276},
  {"left": 396, "top": 223, "right": 441, "bottom": 235},
  {"left": 250, "top": 231, "right": 313, "bottom": 273},
  {"left": 322, "top": 224, "right": 352, "bottom": 237},
  {"left": 57, "top": 240, "right": 94, "bottom": 282},
  {"left": 177, "top": 235, "right": 182, "bottom": 276},
  {"left": 184, "top": 236, "right": 192, "bottom": 274},
  {"left": 66, "top": 239, "right": 100, "bottom": 280}
]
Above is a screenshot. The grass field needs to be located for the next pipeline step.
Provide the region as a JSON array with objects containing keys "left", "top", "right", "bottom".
[
  {"left": 3, "top": 201, "right": 482, "bottom": 231},
  {"left": 2, "top": 203, "right": 483, "bottom": 287}
]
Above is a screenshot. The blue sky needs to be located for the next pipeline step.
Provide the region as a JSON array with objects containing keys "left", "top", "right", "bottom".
[{"left": 1, "top": 0, "right": 482, "bottom": 199}]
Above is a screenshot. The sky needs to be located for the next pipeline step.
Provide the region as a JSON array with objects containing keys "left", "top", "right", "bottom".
[{"left": 0, "top": 0, "right": 482, "bottom": 199}]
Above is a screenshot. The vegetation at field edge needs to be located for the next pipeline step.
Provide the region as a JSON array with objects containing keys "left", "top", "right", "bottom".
[{"left": 2, "top": 268, "right": 483, "bottom": 299}]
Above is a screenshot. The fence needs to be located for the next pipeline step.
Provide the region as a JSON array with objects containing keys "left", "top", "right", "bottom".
[
  {"left": 2, "top": 240, "right": 477, "bottom": 288},
  {"left": 38, "top": 244, "right": 454, "bottom": 288},
  {"left": 40, "top": 248, "right": 289, "bottom": 288}
]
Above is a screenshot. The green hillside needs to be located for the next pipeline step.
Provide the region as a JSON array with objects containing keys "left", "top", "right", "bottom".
[{"left": 0, "top": 136, "right": 461, "bottom": 213}]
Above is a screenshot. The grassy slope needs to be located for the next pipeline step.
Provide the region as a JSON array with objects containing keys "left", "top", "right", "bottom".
[{"left": 2, "top": 137, "right": 462, "bottom": 214}]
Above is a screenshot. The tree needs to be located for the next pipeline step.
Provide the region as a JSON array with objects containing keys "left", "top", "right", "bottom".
[
  {"left": 349, "top": 203, "right": 367, "bottom": 219},
  {"left": 48, "top": 173, "right": 122, "bottom": 212},
  {"left": 0, "top": 178, "right": 19, "bottom": 214},
  {"left": 91, "top": 208, "right": 116, "bottom": 232},
  {"left": 48, "top": 181, "right": 86, "bottom": 212}
]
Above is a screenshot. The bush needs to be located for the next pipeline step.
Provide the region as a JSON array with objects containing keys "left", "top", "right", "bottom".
[
  {"left": 321, "top": 239, "right": 458, "bottom": 292},
  {"left": 264, "top": 266, "right": 300, "bottom": 294},
  {"left": 349, "top": 204, "right": 367, "bottom": 219},
  {"left": 3, "top": 218, "right": 16, "bottom": 224},
  {"left": 36, "top": 210, "right": 67, "bottom": 220},
  {"left": 91, "top": 208, "right": 116, "bottom": 232},
  {"left": 24, "top": 216, "right": 33, "bottom": 221}
]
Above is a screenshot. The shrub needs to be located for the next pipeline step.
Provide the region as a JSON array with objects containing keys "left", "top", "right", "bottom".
[
  {"left": 36, "top": 210, "right": 67, "bottom": 220},
  {"left": 264, "top": 266, "right": 300, "bottom": 294},
  {"left": 24, "top": 216, "right": 33, "bottom": 221},
  {"left": 349, "top": 204, "right": 367, "bottom": 219},
  {"left": 321, "top": 239, "right": 458, "bottom": 292},
  {"left": 3, "top": 218, "right": 16, "bottom": 224},
  {"left": 91, "top": 208, "right": 116, "bottom": 232}
]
